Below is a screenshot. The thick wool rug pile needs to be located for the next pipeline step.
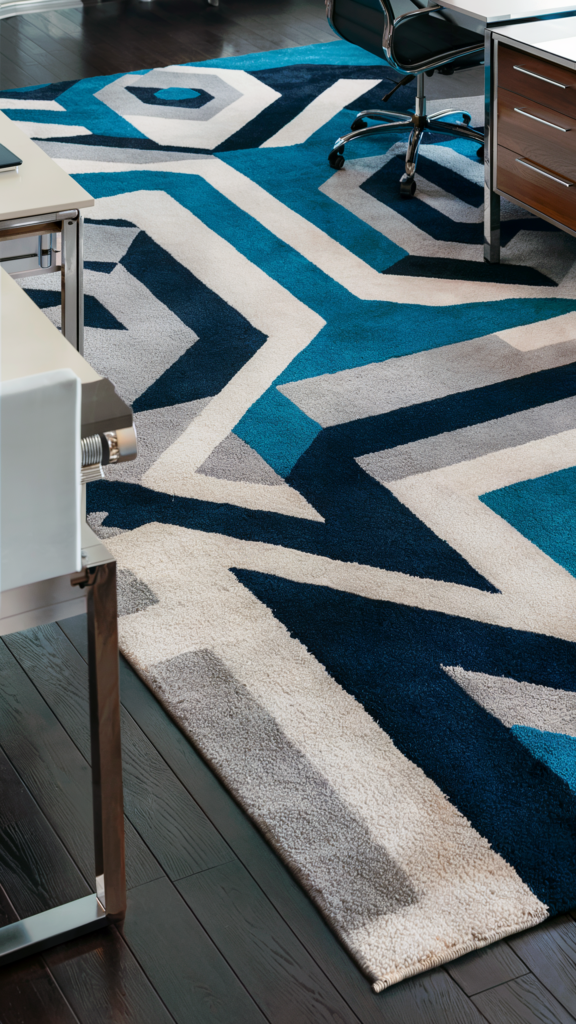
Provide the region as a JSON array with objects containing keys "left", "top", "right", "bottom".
[{"left": 7, "top": 40, "right": 576, "bottom": 991}]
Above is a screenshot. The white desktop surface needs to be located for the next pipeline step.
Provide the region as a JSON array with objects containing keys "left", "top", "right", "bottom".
[
  {"left": 0, "top": 110, "right": 93, "bottom": 221},
  {"left": 440, "top": 0, "right": 576, "bottom": 23},
  {"left": 1, "top": 268, "right": 100, "bottom": 384},
  {"left": 495, "top": 13, "right": 576, "bottom": 58}
]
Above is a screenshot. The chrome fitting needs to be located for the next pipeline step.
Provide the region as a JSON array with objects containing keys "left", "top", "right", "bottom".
[
  {"left": 81, "top": 434, "right": 105, "bottom": 483},
  {"left": 80, "top": 425, "right": 137, "bottom": 483},
  {"left": 103, "top": 425, "right": 137, "bottom": 464}
]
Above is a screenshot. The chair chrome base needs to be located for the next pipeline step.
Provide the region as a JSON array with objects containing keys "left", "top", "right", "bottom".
[{"left": 328, "top": 106, "right": 483, "bottom": 196}]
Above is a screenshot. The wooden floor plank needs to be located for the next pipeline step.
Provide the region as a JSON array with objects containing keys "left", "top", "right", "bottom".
[
  {"left": 176, "top": 859, "right": 361, "bottom": 1024},
  {"left": 5, "top": 624, "right": 236, "bottom": 882},
  {"left": 0, "top": 955, "right": 81, "bottom": 1024},
  {"left": 473, "top": 973, "right": 576, "bottom": 1024},
  {"left": 0, "top": 885, "right": 82, "bottom": 1024},
  {"left": 371, "top": 970, "right": 489, "bottom": 1024},
  {"left": 0, "top": 743, "right": 89, "bottom": 917},
  {"left": 445, "top": 940, "right": 529, "bottom": 996},
  {"left": 121, "top": 876, "right": 270, "bottom": 1024},
  {"left": 508, "top": 916, "right": 576, "bottom": 1019},
  {"left": 0, "top": 638, "right": 162, "bottom": 893},
  {"left": 0, "top": 859, "right": 177, "bottom": 1024},
  {"left": 44, "top": 926, "right": 178, "bottom": 1024},
  {"left": 4, "top": 4, "right": 572, "bottom": 1020}
]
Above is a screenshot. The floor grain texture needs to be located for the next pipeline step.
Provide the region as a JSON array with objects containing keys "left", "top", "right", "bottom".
[{"left": 0, "top": 3, "right": 574, "bottom": 1019}]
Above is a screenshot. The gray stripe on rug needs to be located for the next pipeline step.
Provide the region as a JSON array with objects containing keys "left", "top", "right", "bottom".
[
  {"left": 39, "top": 141, "right": 214, "bottom": 163},
  {"left": 198, "top": 433, "right": 284, "bottom": 486},
  {"left": 358, "top": 395, "right": 576, "bottom": 482},
  {"left": 444, "top": 665, "right": 576, "bottom": 736},
  {"left": 278, "top": 336, "right": 576, "bottom": 427},
  {"left": 148, "top": 647, "right": 419, "bottom": 929}
]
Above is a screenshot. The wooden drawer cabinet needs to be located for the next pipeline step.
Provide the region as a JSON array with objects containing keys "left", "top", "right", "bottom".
[
  {"left": 498, "top": 87, "right": 576, "bottom": 179},
  {"left": 496, "top": 43, "right": 576, "bottom": 234},
  {"left": 499, "top": 43, "right": 576, "bottom": 119},
  {"left": 497, "top": 144, "right": 576, "bottom": 231}
]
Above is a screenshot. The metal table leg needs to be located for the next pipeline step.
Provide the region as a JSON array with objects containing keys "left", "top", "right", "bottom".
[
  {"left": 484, "top": 28, "right": 500, "bottom": 263},
  {"left": 86, "top": 560, "right": 126, "bottom": 920},
  {"left": 0, "top": 559, "right": 126, "bottom": 965},
  {"left": 61, "top": 212, "right": 84, "bottom": 354}
]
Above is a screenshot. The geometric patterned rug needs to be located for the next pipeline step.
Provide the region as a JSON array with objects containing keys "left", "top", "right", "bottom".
[{"left": 5, "top": 39, "right": 576, "bottom": 991}]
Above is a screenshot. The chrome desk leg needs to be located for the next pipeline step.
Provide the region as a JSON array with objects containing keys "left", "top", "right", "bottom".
[
  {"left": 87, "top": 561, "right": 126, "bottom": 921},
  {"left": 61, "top": 212, "right": 84, "bottom": 354},
  {"left": 484, "top": 29, "right": 500, "bottom": 263},
  {"left": 0, "top": 560, "right": 124, "bottom": 964},
  {"left": 0, "top": 897, "right": 107, "bottom": 965}
]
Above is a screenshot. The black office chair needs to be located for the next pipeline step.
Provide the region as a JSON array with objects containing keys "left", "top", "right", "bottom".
[{"left": 326, "top": 0, "right": 484, "bottom": 196}]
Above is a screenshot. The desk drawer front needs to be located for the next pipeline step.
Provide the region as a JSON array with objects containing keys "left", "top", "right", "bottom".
[
  {"left": 499, "top": 43, "right": 576, "bottom": 119},
  {"left": 498, "top": 87, "right": 576, "bottom": 178},
  {"left": 497, "top": 144, "right": 576, "bottom": 231}
]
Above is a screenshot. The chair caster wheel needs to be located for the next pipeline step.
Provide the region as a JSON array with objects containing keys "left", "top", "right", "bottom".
[
  {"left": 462, "top": 113, "right": 471, "bottom": 125},
  {"left": 476, "top": 145, "right": 484, "bottom": 162},
  {"left": 351, "top": 118, "right": 367, "bottom": 130},
  {"left": 329, "top": 150, "right": 345, "bottom": 170},
  {"left": 399, "top": 175, "right": 416, "bottom": 197}
]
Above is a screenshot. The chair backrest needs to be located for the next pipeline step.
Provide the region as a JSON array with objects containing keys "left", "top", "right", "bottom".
[
  {"left": 327, "top": 0, "right": 389, "bottom": 60},
  {"left": 327, "top": 0, "right": 484, "bottom": 74},
  {"left": 1, "top": 368, "right": 81, "bottom": 592}
]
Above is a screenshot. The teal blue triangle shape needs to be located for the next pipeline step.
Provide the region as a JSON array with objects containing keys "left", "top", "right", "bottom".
[{"left": 512, "top": 724, "right": 576, "bottom": 794}]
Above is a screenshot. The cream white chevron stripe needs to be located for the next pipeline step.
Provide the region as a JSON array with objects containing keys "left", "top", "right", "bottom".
[
  {"left": 261, "top": 78, "right": 382, "bottom": 148},
  {"left": 497, "top": 311, "right": 576, "bottom": 349},
  {"left": 0, "top": 99, "right": 65, "bottom": 110},
  {"left": 14, "top": 122, "right": 92, "bottom": 139},
  {"left": 51, "top": 158, "right": 559, "bottom": 305},
  {"left": 319, "top": 145, "right": 533, "bottom": 261},
  {"left": 385, "top": 430, "right": 576, "bottom": 643}
]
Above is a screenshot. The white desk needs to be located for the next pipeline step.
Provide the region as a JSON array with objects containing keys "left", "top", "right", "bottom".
[
  {"left": 440, "top": 0, "right": 576, "bottom": 22},
  {"left": 0, "top": 111, "right": 93, "bottom": 351},
  {"left": 0, "top": 269, "right": 132, "bottom": 964}
]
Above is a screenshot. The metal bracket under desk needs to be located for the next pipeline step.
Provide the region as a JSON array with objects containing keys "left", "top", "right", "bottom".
[
  {"left": 0, "top": 533, "right": 126, "bottom": 964},
  {"left": 0, "top": 209, "right": 84, "bottom": 353}
]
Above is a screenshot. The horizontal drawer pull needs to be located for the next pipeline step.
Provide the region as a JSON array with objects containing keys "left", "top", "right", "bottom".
[
  {"left": 512, "top": 64, "right": 567, "bottom": 88},
  {"left": 513, "top": 106, "right": 569, "bottom": 131},
  {"left": 516, "top": 157, "right": 573, "bottom": 186}
]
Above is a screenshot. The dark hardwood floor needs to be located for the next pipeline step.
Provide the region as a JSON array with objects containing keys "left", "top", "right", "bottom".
[
  {"left": 0, "top": 1, "right": 575, "bottom": 1020},
  {"left": 0, "top": 0, "right": 337, "bottom": 90}
]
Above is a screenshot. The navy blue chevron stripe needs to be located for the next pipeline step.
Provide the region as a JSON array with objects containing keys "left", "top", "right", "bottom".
[
  {"left": 362, "top": 155, "right": 558, "bottom": 246},
  {"left": 232, "top": 569, "right": 576, "bottom": 914},
  {"left": 304, "top": 359, "right": 576, "bottom": 463},
  {"left": 88, "top": 475, "right": 494, "bottom": 587},
  {"left": 123, "top": 231, "right": 267, "bottom": 411}
]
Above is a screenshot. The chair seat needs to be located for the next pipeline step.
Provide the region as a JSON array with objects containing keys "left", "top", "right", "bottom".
[
  {"left": 393, "top": 14, "right": 483, "bottom": 66},
  {"left": 331, "top": 0, "right": 483, "bottom": 68}
]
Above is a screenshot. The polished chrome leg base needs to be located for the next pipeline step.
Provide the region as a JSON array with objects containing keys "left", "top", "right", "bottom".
[
  {"left": 0, "top": 895, "right": 108, "bottom": 966},
  {"left": 328, "top": 106, "right": 483, "bottom": 197}
]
